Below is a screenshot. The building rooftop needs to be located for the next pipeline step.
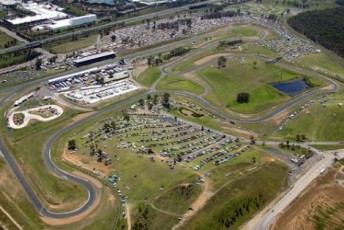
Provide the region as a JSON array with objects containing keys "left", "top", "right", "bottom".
[
  {"left": 7, "top": 2, "right": 67, "bottom": 25},
  {"left": 73, "top": 51, "right": 116, "bottom": 64}
]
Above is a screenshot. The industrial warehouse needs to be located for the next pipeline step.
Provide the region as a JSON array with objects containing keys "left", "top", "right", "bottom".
[
  {"left": 73, "top": 51, "right": 116, "bottom": 67},
  {"left": 3, "top": 1, "right": 97, "bottom": 31}
]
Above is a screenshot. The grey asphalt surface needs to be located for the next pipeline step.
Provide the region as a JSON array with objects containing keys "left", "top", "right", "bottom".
[{"left": 0, "top": 16, "right": 341, "bottom": 223}]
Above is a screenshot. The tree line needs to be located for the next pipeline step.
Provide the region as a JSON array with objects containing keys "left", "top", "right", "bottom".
[
  {"left": 200, "top": 10, "right": 241, "bottom": 20},
  {"left": 288, "top": 7, "right": 344, "bottom": 58}
]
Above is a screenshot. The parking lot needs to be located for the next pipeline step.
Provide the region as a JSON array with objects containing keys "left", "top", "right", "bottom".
[{"left": 79, "top": 113, "right": 252, "bottom": 171}]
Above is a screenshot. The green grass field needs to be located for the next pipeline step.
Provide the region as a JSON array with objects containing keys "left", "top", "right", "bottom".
[
  {"left": 153, "top": 184, "right": 202, "bottom": 215},
  {"left": 131, "top": 203, "right": 180, "bottom": 230},
  {"left": 198, "top": 58, "right": 318, "bottom": 113},
  {"left": 157, "top": 75, "right": 204, "bottom": 95},
  {"left": 170, "top": 50, "right": 216, "bottom": 73},
  {"left": 136, "top": 67, "right": 161, "bottom": 87},
  {"left": 0, "top": 31, "right": 18, "bottom": 49},
  {"left": 310, "top": 145, "right": 344, "bottom": 151},
  {"left": 297, "top": 53, "right": 344, "bottom": 76},
  {"left": 182, "top": 159, "right": 288, "bottom": 229},
  {"left": 273, "top": 94, "right": 344, "bottom": 141},
  {"left": 45, "top": 34, "right": 98, "bottom": 54}
]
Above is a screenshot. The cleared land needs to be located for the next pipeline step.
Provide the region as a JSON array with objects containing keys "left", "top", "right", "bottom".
[
  {"left": 273, "top": 167, "right": 344, "bottom": 230},
  {"left": 45, "top": 34, "right": 98, "bottom": 54},
  {"left": 157, "top": 75, "right": 204, "bottom": 95},
  {"left": 136, "top": 67, "right": 161, "bottom": 87}
]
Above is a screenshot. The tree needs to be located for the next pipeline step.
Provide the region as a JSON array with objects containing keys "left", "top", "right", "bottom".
[
  {"left": 162, "top": 93, "right": 171, "bottom": 109},
  {"left": 138, "top": 98, "right": 144, "bottom": 107},
  {"left": 301, "top": 134, "right": 306, "bottom": 141},
  {"left": 296, "top": 134, "right": 301, "bottom": 142},
  {"left": 35, "top": 58, "right": 42, "bottom": 71},
  {"left": 268, "top": 14, "right": 278, "bottom": 21},
  {"left": 123, "top": 113, "right": 130, "bottom": 123},
  {"left": 147, "top": 103, "right": 153, "bottom": 110},
  {"left": 48, "top": 56, "right": 58, "bottom": 63},
  {"left": 110, "top": 121, "right": 116, "bottom": 130},
  {"left": 250, "top": 136, "right": 255, "bottom": 145},
  {"left": 153, "top": 95, "right": 159, "bottom": 105},
  {"left": 147, "top": 94, "right": 152, "bottom": 102},
  {"left": 103, "top": 123, "right": 111, "bottom": 133},
  {"left": 68, "top": 139, "right": 76, "bottom": 150},
  {"left": 237, "top": 92, "right": 250, "bottom": 103},
  {"left": 89, "top": 142, "right": 96, "bottom": 156},
  {"left": 217, "top": 56, "right": 227, "bottom": 68},
  {"left": 147, "top": 56, "right": 153, "bottom": 66},
  {"left": 97, "top": 149, "right": 103, "bottom": 162},
  {"left": 96, "top": 76, "right": 105, "bottom": 85},
  {"left": 111, "top": 34, "right": 117, "bottom": 42}
]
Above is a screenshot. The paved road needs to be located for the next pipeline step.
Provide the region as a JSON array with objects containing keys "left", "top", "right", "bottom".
[{"left": 255, "top": 148, "right": 334, "bottom": 230}]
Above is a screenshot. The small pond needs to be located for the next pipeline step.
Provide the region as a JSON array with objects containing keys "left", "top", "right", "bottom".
[{"left": 272, "top": 79, "right": 310, "bottom": 96}]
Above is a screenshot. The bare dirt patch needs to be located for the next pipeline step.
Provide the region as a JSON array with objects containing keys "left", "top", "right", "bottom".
[
  {"left": 62, "top": 147, "right": 113, "bottom": 177},
  {"left": 264, "top": 156, "right": 276, "bottom": 162},
  {"left": 133, "top": 64, "right": 148, "bottom": 80},
  {"left": 194, "top": 53, "right": 229, "bottom": 67},
  {"left": 72, "top": 112, "right": 95, "bottom": 123},
  {"left": 172, "top": 176, "right": 215, "bottom": 229},
  {"left": 273, "top": 168, "right": 344, "bottom": 230}
]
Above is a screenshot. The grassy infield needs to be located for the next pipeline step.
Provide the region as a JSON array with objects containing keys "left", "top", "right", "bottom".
[{"left": 157, "top": 75, "right": 204, "bottom": 95}]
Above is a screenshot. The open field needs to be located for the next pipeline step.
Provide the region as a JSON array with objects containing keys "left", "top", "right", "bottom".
[
  {"left": 153, "top": 184, "right": 202, "bottom": 215},
  {"left": 181, "top": 158, "right": 288, "bottom": 229},
  {"left": 297, "top": 53, "right": 344, "bottom": 77},
  {"left": 171, "top": 42, "right": 278, "bottom": 74},
  {"left": 273, "top": 94, "right": 344, "bottom": 141},
  {"left": 0, "top": 31, "right": 18, "bottom": 49},
  {"left": 311, "top": 145, "right": 344, "bottom": 151},
  {"left": 45, "top": 34, "right": 98, "bottom": 54},
  {"left": 273, "top": 167, "right": 344, "bottom": 230},
  {"left": 157, "top": 75, "right": 204, "bottom": 95},
  {"left": 136, "top": 67, "right": 161, "bottom": 87},
  {"left": 197, "top": 57, "right": 323, "bottom": 114}
]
